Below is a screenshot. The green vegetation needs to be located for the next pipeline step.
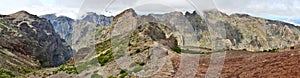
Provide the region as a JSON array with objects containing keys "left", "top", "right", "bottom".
[
  {"left": 0, "top": 69, "right": 15, "bottom": 78},
  {"left": 135, "top": 62, "right": 145, "bottom": 66},
  {"left": 95, "top": 39, "right": 111, "bottom": 53},
  {"left": 76, "top": 57, "right": 99, "bottom": 72},
  {"left": 8, "top": 66, "right": 33, "bottom": 74},
  {"left": 263, "top": 48, "right": 279, "bottom": 53},
  {"left": 119, "top": 69, "right": 128, "bottom": 78},
  {"left": 135, "top": 48, "right": 141, "bottom": 53},
  {"left": 56, "top": 64, "right": 78, "bottom": 74},
  {"left": 119, "top": 72, "right": 128, "bottom": 78},
  {"left": 98, "top": 49, "right": 114, "bottom": 66},
  {"left": 91, "top": 73, "right": 103, "bottom": 78},
  {"left": 132, "top": 66, "right": 143, "bottom": 73},
  {"left": 181, "top": 49, "right": 200, "bottom": 54},
  {"left": 108, "top": 76, "right": 117, "bottom": 78},
  {"left": 171, "top": 48, "right": 181, "bottom": 53}
]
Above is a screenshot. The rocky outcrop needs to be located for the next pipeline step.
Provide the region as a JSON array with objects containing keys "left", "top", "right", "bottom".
[
  {"left": 0, "top": 11, "right": 74, "bottom": 67},
  {"left": 41, "top": 12, "right": 113, "bottom": 51},
  {"left": 156, "top": 9, "right": 300, "bottom": 52},
  {"left": 81, "top": 12, "right": 113, "bottom": 26},
  {"left": 40, "top": 14, "right": 74, "bottom": 44}
]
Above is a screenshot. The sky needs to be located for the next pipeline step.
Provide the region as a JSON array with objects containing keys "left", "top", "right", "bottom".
[{"left": 0, "top": 0, "right": 299, "bottom": 25}]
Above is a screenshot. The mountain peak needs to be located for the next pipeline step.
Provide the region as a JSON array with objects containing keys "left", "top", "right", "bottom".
[
  {"left": 114, "top": 8, "right": 137, "bottom": 20},
  {"left": 10, "top": 10, "right": 31, "bottom": 16},
  {"left": 10, "top": 10, "right": 39, "bottom": 19},
  {"left": 185, "top": 11, "right": 198, "bottom": 16},
  {"left": 86, "top": 12, "right": 97, "bottom": 16}
]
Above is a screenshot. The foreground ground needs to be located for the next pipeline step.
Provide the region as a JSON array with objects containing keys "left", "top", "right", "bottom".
[
  {"left": 172, "top": 47, "right": 300, "bottom": 78},
  {"left": 26, "top": 46, "right": 300, "bottom": 78}
]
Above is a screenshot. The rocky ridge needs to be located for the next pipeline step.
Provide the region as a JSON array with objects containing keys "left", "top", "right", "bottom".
[{"left": 0, "top": 11, "right": 74, "bottom": 77}]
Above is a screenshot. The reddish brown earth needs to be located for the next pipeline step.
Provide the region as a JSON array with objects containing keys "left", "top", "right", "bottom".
[{"left": 172, "top": 47, "right": 300, "bottom": 78}]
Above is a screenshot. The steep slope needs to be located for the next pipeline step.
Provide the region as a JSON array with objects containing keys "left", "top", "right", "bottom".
[
  {"left": 0, "top": 11, "right": 74, "bottom": 77},
  {"left": 63, "top": 8, "right": 180, "bottom": 78},
  {"left": 40, "top": 14, "right": 74, "bottom": 44},
  {"left": 41, "top": 12, "right": 113, "bottom": 51}
]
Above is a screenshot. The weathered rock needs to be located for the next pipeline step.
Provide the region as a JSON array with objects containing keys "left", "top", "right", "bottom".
[{"left": 0, "top": 11, "right": 74, "bottom": 67}]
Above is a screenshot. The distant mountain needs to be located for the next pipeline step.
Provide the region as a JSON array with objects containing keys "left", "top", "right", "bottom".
[
  {"left": 40, "top": 12, "right": 113, "bottom": 50},
  {"left": 40, "top": 14, "right": 74, "bottom": 44},
  {"left": 0, "top": 11, "right": 74, "bottom": 76},
  {"left": 81, "top": 12, "right": 113, "bottom": 27}
]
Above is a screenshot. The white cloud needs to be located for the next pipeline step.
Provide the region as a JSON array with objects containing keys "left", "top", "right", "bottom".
[
  {"left": 214, "top": 0, "right": 300, "bottom": 19},
  {"left": 0, "top": 0, "right": 82, "bottom": 19}
]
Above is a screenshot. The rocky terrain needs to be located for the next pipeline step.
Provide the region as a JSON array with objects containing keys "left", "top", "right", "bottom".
[
  {"left": 80, "top": 8, "right": 300, "bottom": 77},
  {"left": 26, "top": 8, "right": 294, "bottom": 78},
  {"left": 40, "top": 14, "right": 74, "bottom": 44},
  {"left": 2, "top": 8, "right": 300, "bottom": 78},
  {"left": 40, "top": 12, "right": 113, "bottom": 48},
  {"left": 0, "top": 11, "right": 74, "bottom": 77}
]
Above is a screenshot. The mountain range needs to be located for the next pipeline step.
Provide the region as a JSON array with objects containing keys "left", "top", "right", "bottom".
[{"left": 1, "top": 8, "right": 300, "bottom": 77}]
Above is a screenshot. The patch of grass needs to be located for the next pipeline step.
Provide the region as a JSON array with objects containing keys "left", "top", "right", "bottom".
[
  {"left": 119, "top": 69, "right": 128, "bottom": 78},
  {"left": 269, "top": 48, "right": 279, "bottom": 53},
  {"left": 263, "top": 48, "right": 279, "bottom": 53},
  {"left": 135, "top": 62, "right": 145, "bottom": 66},
  {"left": 0, "top": 69, "right": 15, "bottom": 78},
  {"left": 135, "top": 48, "right": 141, "bottom": 53},
  {"left": 17, "top": 67, "right": 33, "bottom": 74},
  {"left": 171, "top": 48, "right": 181, "bottom": 53},
  {"left": 98, "top": 49, "right": 114, "bottom": 66},
  {"left": 119, "top": 69, "right": 127, "bottom": 74},
  {"left": 76, "top": 57, "right": 100, "bottom": 72},
  {"left": 91, "top": 73, "right": 103, "bottom": 78},
  {"left": 95, "top": 39, "right": 111, "bottom": 53},
  {"left": 131, "top": 66, "right": 143, "bottom": 73},
  {"left": 108, "top": 76, "right": 117, "bottom": 78},
  {"left": 119, "top": 72, "right": 128, "bottom": 78},
  {"left": 56, "top": 64, "right": 78, "bottom": 74}
]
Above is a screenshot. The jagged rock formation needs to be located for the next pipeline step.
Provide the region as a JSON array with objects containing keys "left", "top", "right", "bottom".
[
  {"left": 41, "top": 12, "right": 113, "bottom": 50},
  {"left": 0, "top": 11, "right": 74, "bottom": 76},
  {"left": 147, "top": 9, "right": 300, "bottom": 52},
  {"left": 41, "top": 14, "right": 74, "bottom": 43},
  {"left": 81, "top": 12, "right": 113, "bottom": 27},
  {"left": 198, "top": 10, "right": 300, "bottom": 51}
]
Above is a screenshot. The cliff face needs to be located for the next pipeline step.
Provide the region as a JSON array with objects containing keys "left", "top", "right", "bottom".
[
  {"left": 82, "top": 12, "right": 113, "bottom": 27},
  {"left": 0, "top": 11, "right": 74, "bottom": 68},
  {"left": 194, "top": 10, "right": 300, "bottom": 51},
  {"left": 147, "top": 10, "right": 300, "bottom": 52},
  {"left": 41, "top": 12, "right": 113, "bottom": 51},
  {"left": 41, "top": 14, "right": 74, "bottom": 44}
]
